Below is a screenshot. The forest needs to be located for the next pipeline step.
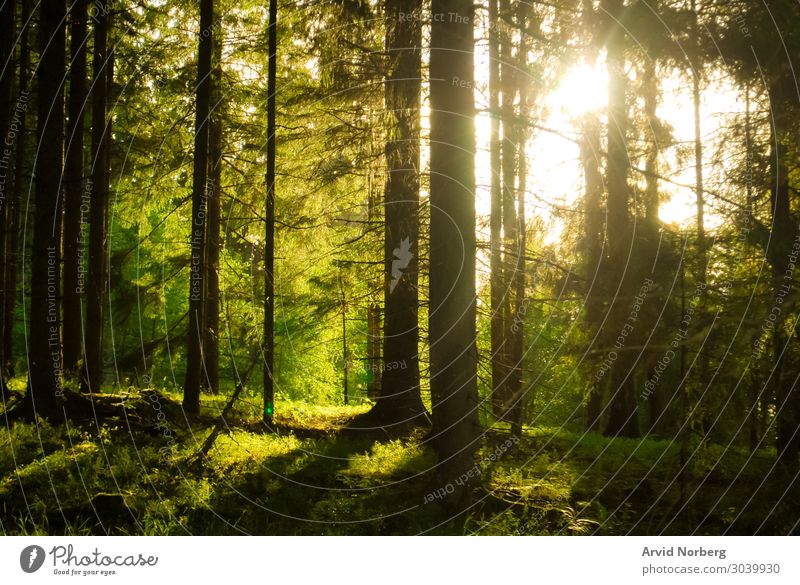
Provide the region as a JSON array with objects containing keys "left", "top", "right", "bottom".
[{"left": 0, "top": 0, "right": 799, "bottom": 536}]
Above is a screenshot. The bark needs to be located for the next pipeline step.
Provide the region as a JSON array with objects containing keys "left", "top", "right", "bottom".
[
  {"left": 429, "top": 0, "right": 479, "bottom": 509},
  {"left": 25, "top": 0, "right": 67, "bottom": 416},
  {"left": 63, "top": 0, "right": 90, "bottom": 374},
  {"left": 508, "top": 0, "right": 532, "bottom": 435},
  {"left": 203, "top": 16, "right": 222, "bottom": 395},
  {"left": 367, "top": 303, "right": 381, "bottom": 400},
  {"left": 184, "top": 0, "right": 214, "bottom": 415},
  {"left": 263, "top": 0, "right": 277, "bottom": 425},
  {"left": 3, "top": 0, "right": 30, "bottom": 379},
  {"left": 602, "top": 0, "right": 639, "bottom": 438},
  {"left": 580, "top": 0, "right": 604, "bottom": 431},
  {"left": 493, "top": 0, "right": 517, "bottom": 419},
  {"left": 0, "top": 0, "right": 15, "bottom": 395},
  {"left": 488, "top": 0, "right": 504, "bottom": 420},
  {"left": 82, "top": 0, "right": 112, "bottom": 394},
  {"left": 372, "top": 0, "right": 424, "bottom": 424},
  {"left": 642, "top": 56, "right": 661, "bottom": 432},
  {"left": 767, "top": 79, "right": 798, "bottom": 464}
]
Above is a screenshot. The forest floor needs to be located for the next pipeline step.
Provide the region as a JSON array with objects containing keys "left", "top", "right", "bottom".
[{"left": 1, "top": 387, "right": 798, "bottom": 535}]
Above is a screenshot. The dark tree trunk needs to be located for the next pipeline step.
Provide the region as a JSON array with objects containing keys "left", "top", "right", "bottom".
[
  {"left": 3, "top": 0, "right": 30, "bottom": 380},
  {"left": 25, "top": 0, "right": 67, "bottom": 416},
  {"left": 367, "top": 303, "right": 381, "bottom": 400},
  {"left": 690, "top": 0, "right": 710, "bottom": 434},
  {"left": 602, "top": 0, "right": 639, "bottom": 438},
  {"left": 184, "top": 0, "right": 214, "bottom": 415},
  {"left": 641, "top": 55, "right": 661, "bottom": 433},
  {"left": 371, "top": 0, "right": 424, "bottom": 425},
  {"left": 429, "top": 0, "right": 479, "bottom": 509},
  {"left": 508, "top": 0, "right": 532, "bottom": 435},
  {"left": 0, "top": 0, "right": 15, "bottom": 397},
  {"left": 263, "top": 0, "right": 277, "bottom": 426},
  {"left": 203, "top": 16, "right": 222, "bottom": 395},
  {"left": 488, "top": 0, "right": 504, "bottom": 420},
  {"left": 82, "top": 0, "right": 112, "bottom": 394},
  {"left": 492, "top": 0, "right": 517, "bottom": 420},
  {"left": 580, "top": 0, "right": 604, "bottom": 431},
  {"left": 642, "top": 58, "right": 659, "bottom": 233},
  {"left": 767, "top": 79, "right": 798, "bottom": 465},
  {"left": 63, "top": 0, "right": 90, "bottom": 375}
]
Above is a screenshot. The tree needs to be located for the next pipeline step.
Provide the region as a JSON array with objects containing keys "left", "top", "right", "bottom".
[
  {"left": 371, "top": 0, "right": 425, "bottom": 425},
  {"left": 83, "top": 0, "right": 113, "bottom": 394},
  {"left": 184, "top": 0, "right": 214, "bottom": 415},
  {"left": 507, "top": 0, "right": 532, "bottom": 435},
  {"left": 25, "top": 0, "right": 67, "bottom": 416},
  {"left": 429, "top": 0, "right": 479, "bottom": 508},
  {"left": 3, "top": 0, "right": 30, "bottom": 382},
  {"left": 204, "top": 10, "right": 223, "bottom": 396},
  {"left": 580, "top": 0, "right": 606, "bottom": 431},
  {"left": 263, "top": 0, "right": 277, "bottom": 426},
  {"left": 0, "top": 0, "right": 15, "bottom": 397},
  {"left": 63, "top": 0, "right": 90, "bottom": 375},
  {"left": 601, "top": 0, "right": 639, "bottom": 438},
  {"left": 488, "top": 0, "right": 504, "bottom": 421}
]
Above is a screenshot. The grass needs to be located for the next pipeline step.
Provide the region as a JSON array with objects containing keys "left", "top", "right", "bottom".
[{"left": 1, "top": 388, "right": 797, "bottom": 535}]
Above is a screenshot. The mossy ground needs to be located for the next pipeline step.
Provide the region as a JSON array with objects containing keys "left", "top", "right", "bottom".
[{"left": 1, "top": 389, "right": 797, "bottom": 535}]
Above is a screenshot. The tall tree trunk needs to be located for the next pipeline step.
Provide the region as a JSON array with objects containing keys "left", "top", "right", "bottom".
[
  {"left": 4, "top": 0, "right": 30, "bottom": 380},
  {"left": 184, "top": 0, "right": 214, "bottom": 415},
  {"left": 488, "top": 0, "right": 504, "bottom": 420},
  {"left": 580, "top": 0, "right": 604, "bottom": 431},
  {"left": 25, "top": 0, "right": 67, "bottom": 416},
  {"left": 602, "top": 0, "right": 638, "bottom": 438},
  {"left": 492, "top": 0, "right": 517, "bottom": 420},
  {"left": 690, "top": 0, "right": 710, "bottom": 438},
  {"left": 63, "top": 0, "right": 90, "bottom": 375},
  {"left": 0, "top": 0, "right": 15, "bottom": 397},
  {"left": 203, "top": 14, "right": 222, "bottom": 395},
  {"left": 263, "top": 0, "right": 277, "bottom": 426},
  {"left": 767, "top": 79, "right": 798, "bottom": 464},
  {"left": 372, "top": 0, "right": 424, "bottom": 425},
  {"left": 691, "top": 0, "right": 705, "bottom": 279},
  {"left": 508, "top": 0, "right": 532, "bottom": 435},
  {"left": 642, "top": 55, "right": 661, "bottom": 432},
  {"left": 83, "top": 0, "right": 112, "bottom": 394},
  {"left": 429, "top": 0, "right": 479, "bottom": 509}
]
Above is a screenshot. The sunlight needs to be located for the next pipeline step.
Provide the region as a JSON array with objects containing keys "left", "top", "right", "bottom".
[{"left": 552, "top": 61, "right": 608, "bottom": 118}]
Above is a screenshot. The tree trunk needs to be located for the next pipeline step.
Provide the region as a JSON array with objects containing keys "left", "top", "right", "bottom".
[
  {"left": 263, "top": 0, "right": 277, "bottom": 426},
  {"left": 25, "top": 0, "right": 67, "bottom": 416},
  {"left": 203, "top": 15, "right": 222, "bottom": 395},
  {"left": 690, "top": 0, "right": 710, "bottom": 436},
  {"left": 492, "top": 0, "right": 517, "bottom": 420},
  {"left": 0, "top": 0, "right": 15, "bottom": 396},
  {"left": 82, "top": 0, "right": 112, "bottom": 394},
  {"left": 3, "top": 0, "right": 30, "bottom": 380},
  {"left": 580, "top": 0, "right": 604, "bottom": 432},
  {"left": 429, "top": 0, "right": 479, "bottom": 509},
  {"left": 642, "top": 55, "right": 661, "bottom": 432},
  {"left": 367, "top": 303, "right": 381, "bottom": 400},
  {"left": 372, "top": 0, "right": 424, "bottom": 425},
  {"left": 767, "top": 79, "right": 798, "bottom": 464},
  {"left": 508, "top": 0, "right": 532, "bottom": 435},
  {"left": 63, "top": 0, "right": 90, "bottom": 375},
  {"left": 488, "top": 0, "right": 504, "bottom": 422},
  {"left": 602, "top": 0, "right": 638, "bottom": 438},
  {"left": 184, "top": 0, "right": 214, "bottom": 415}
]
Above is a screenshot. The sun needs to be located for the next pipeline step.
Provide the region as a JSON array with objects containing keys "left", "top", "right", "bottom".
[{"left": 552, "top": 62, "right": 608, "bottom": 118}]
